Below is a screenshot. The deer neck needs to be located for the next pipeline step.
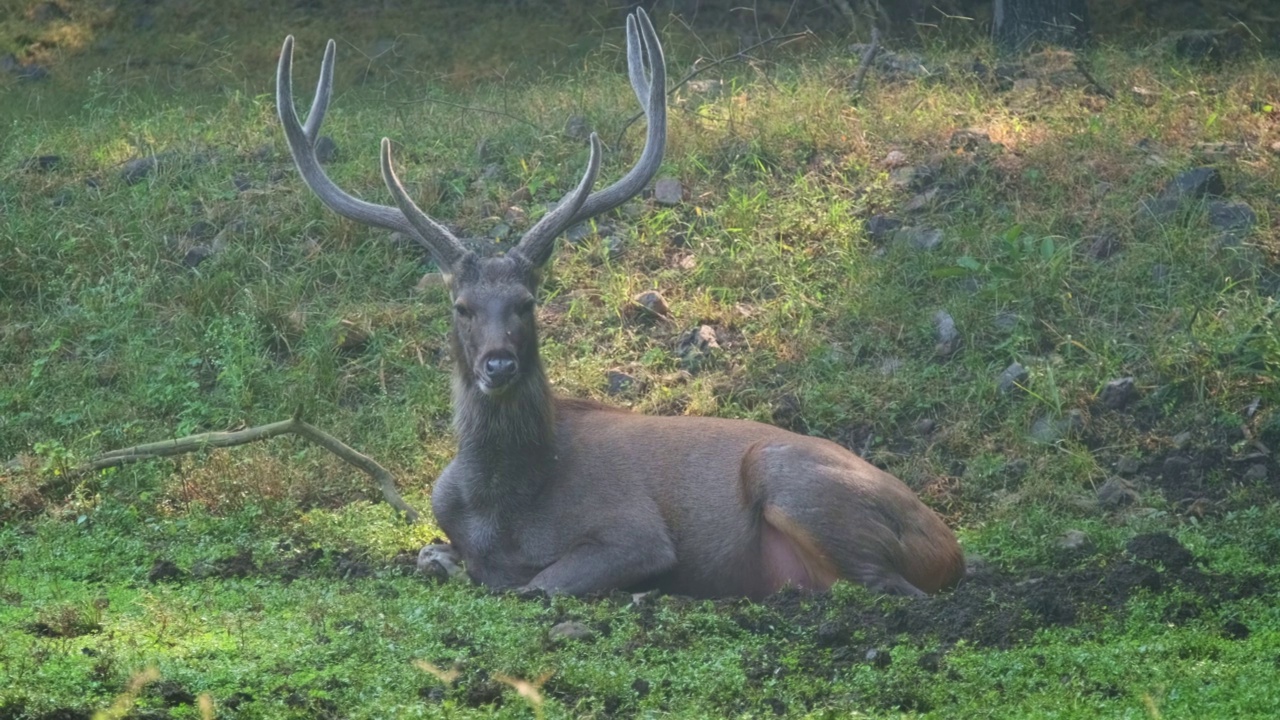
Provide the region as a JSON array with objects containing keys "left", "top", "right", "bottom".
[{"left": 452, "top": 359, "right": 557, "bottom": 470}]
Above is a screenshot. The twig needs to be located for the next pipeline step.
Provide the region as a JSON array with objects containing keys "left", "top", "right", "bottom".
[
  {"left": 76, "top": 417, "right": 420, "bottom": 523},
  {"left": 850, "top": 26, "right": 882, "bottom": 97},
  {"left": 1074, "top": 58, "right": 1115, "bottom": 100},
  {"left": 611, "top": 31, "right": 812, "bottom": 149}
]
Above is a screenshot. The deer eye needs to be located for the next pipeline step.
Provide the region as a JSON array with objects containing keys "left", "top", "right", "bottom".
[
  {"left": 453, "top": 303, "right": 472, "bottom": 319},
  {"left": 516, "top": 299, "right": 536, "bottom": 316}
]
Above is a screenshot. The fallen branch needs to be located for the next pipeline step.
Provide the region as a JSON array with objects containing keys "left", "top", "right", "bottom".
[
  {"left": 76, "top": 412, "right": 420, "bottom": 523},
  {"left": 849, "top": 26, "right": 881, "bottom": 97}
]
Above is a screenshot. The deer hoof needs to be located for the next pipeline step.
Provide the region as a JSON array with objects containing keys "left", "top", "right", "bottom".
[{"left": 416, "top": 543, "right": 463, "bottom": 582}]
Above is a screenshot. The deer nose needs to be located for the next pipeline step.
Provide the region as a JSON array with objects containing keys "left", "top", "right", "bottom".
[{"left": 483, "top": 353, "right": 518, "bottom": 382}]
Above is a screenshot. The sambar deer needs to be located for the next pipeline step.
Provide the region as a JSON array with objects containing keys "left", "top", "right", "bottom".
[{"left": 276, "top": 9, "right": 964, "bottom": 598}]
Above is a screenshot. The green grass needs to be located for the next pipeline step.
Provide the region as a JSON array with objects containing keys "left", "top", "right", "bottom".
[{"left": 3, "top": 0, "right": 1280, "bottom": 717}]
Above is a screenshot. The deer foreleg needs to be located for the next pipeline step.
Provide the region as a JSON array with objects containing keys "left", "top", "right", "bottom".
[{"left": 520, "top": 535, "right": 677, "bottom": 596}]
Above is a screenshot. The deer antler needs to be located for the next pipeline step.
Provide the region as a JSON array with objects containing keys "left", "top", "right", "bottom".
[
  {"left": 276, "top": 36, "right": 469, "bottom": 271},
  {"left": 276, "top": 8, "right": 665, "bottom": 272}
]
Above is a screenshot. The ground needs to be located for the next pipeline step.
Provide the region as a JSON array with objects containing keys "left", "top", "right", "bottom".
[{"left": 2, "top": 0, "right": 1280, "bottom": 717}]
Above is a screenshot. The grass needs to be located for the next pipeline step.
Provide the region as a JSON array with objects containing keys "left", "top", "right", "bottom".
[{"left": 3, "top": 0, "right": 1280, "bottom": 717}]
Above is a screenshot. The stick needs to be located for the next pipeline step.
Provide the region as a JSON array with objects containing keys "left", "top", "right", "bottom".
[
  {"left": 76, "top": 415, "right": 421, "bottom": 523},
  {"left": 850, "top": 27, "right": 881, "bottom": 97}
]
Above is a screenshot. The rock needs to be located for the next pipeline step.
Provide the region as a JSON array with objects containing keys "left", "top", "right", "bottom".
[
  {"left": 232, "top": 174, "right": 252, "bottom": 192},
  {"left": 878, "top": 357, "right": 903, "bottom": 376},
  {"left": 1171, "top": 431, "right": 1193, "bottom": 450},
  {"left": 147, "top": 559, "right": 185, "bottom": 583},
  {"left": 848, "top": 45, "right": 931, "bottom": 81},
  {"left": 186, "top": 220, "right": 217, "bottom": 242},
  {"left": 864, "top": 214, "right": 902, "bottom": 242},
  {"left": 564, "top": 222, "right": 592, "bottom": 244},
  {"left": 417, "top": 544, "right": 464, "bottom": 581},
  {"left": 901, "top": 187, "right": 941, "bottom": 214},
  {"left": 631, "top": 290, "right": 670, "bottom": 319},
  {"left": 949, "top": 129, "right": 991, "bottom": 153},
  {"left": 510, "top": 186, "right": 532, "bottom": 203},
  {"left": 1171, "top": 29, "right": 1245, "bottom": 64},
  {"left": 1193, "top": 141, "right": 1247, "bottom": 163},
  {"left": 1160, "top": 455, "right": 1193, "bottom": 482},
  {"left": 889, "top": 165, "right": 921, "bottom": 189},
  {"left": 1056, "top": 530, "right": 1095, "bottom": 557},
  {"left": 415, "top": 272, "right": 446, "bottom": 292},
  {"left": 487, "top": 222, "right": 511, "bottom": 241},
  {"left": 653, "top": 177, "right": 683, "bottom": 206},
  {"left": 883, "top": 150, "right": 909, "bottom": 168},
  {"left": 30, "top": 2, "right": 69, "bottom": 23},
  {"left": 1115, "top": 456, "right": 1141, "bottom": 475},
  {"left": 1031, "top": 410, "right": 1084, "bottom": 444},
  {"left": 1130, "top": 86, "right": 1160, "bottom": 106},
  {"left": 864, "top": 648, "right": 892, "bottom": 668},
  {"left": 313, "top": 136, "right": 338, "bottom": 164},
  {"left": 503, "top": 206, "right": 527, "bottom": 226},
  {"left": 182, "top": 245, "right": 216, "bottom": 268},
  {"left": 677, "top": 325, "right": 720, "bottom": 370},
  {"left": 1221, "top": 619, "right": 1250, "bottom": 640},
  {"left": 563, "top": 114, "right": 591, "bottom": 140},
  {"left": 897, "top": 226, "right": 943, "bottom": 251},
  {"left": 1142, "top": 167, "right": 1225, "bottom": 218},
  {"left": 683, "top": 78, "right": 724, "bottom": 99},
  {"left": 993, "top": 311, "right": 1019, "bottom": 332},
  {"left": 916, "top": 418, "right": 936, "bottom": 436},
  {"left": 120, "top": 154, "right": 163, "bottom": 184},
  {"left": 478, "top": 163, "right": 502, "bottom": 182},
  {"left": 1126, "top": 532, "right": 1193, "bottom": 570},
  {"left": 23, "top": 155, "right": 61, "bottom": 172},
  {"left": 1084, "top": 233, "right": 1120, "bottom": 261},
  {"left": 1243, "top": 464, "right": 1267, "bottom": 483},
  {"left": 1097, "top": 377, "right": 1137, "bottom": 410},
  {"left": 606, "top": 369, "right": 637, "bottom": 396},
  {"left": 52, "top": 189, "right": 73, "bottom": 207},
  {"left": 1206, "top": 200, "right": 1255, "bottom": 235},
  {"left": 1096, "top": 477, "right": 1138, "bottom": 508},
  {"left": 933, "top": 309, "right": 959, "bottom": 356},
  {"left": 605, "top": 234, "right": 626, "bottom": 260},
  {"left": 997, "top": 362, "right": 1029, "bottom": 395},
  {"left": 549, "top": 621, "right": 595, "bottom": 643}
]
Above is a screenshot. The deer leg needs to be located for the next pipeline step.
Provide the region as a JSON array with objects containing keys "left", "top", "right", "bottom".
[{"left": 520, "top": 533, "right": 677, "bottom": 596}]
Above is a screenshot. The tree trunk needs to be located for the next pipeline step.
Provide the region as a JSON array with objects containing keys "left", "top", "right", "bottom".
[{"left": 992, "top": 0, "right": 1090, "bottom": 52}]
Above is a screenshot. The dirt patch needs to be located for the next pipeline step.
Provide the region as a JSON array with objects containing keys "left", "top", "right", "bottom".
[{"left": 719, "top": 532, "right": 1267, "bottom": 652}]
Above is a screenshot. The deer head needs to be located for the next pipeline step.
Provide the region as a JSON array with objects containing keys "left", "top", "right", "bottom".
[{"left": 276, "top": 11, "right": 666, "bottom": 399}]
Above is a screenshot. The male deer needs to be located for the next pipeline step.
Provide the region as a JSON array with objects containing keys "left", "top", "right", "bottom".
[{"left": 276, "top": 10, "right": 964, "bottom": 598}]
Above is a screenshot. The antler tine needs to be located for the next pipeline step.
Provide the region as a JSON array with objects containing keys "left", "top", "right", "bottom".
[
  {"left": 563, "top": 8, "right": 667, "bottom": 228},
  {"left": 512, "top": 133, "right": 604, "bottom": 268},
  {"left": 380, "top": 138, "right": 468, "bottom": 271},
  {"left": 276, "top": 36, "right": 469, "bottom": 271}
]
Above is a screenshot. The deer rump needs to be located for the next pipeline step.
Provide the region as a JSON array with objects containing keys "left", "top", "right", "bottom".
[
  {"left": 276, "top": 8, "right": 964, "bottom": 600},
  {"left": 432, "top": 398, "right": 964, "bottom": 600}
]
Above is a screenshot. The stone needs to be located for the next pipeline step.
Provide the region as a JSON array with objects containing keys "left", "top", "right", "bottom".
[
  {"left": 1172, "top": 29, "right": 1245, "bottom": 64},
  {"left": 564, "top": 222, "right": 592, "bottom": 244},
  {"left": 653, "top": 177, "right": 683, "bottom": 206},
  {"left": 147, "top": 559, "right": 185, "bottom": 583},
  {"left": 1084, "top": 233, "right": 1120, "bottom": 261},
  {"left": 487, "top": 222, "right": 511, "bottom": 241},
  {"left": 864, "top": 214, "right": 902, "bottom": 242},
  {"left": 1097, "top": 377, "right": 1137, "bottom": 410},
  {"left": 232, "top": 174, "right": 252, "bottom": 192},
  {"left": 993, "top": 311, "right": 1020, "bottom": 332},
  {"left": 313, "top": 136, "right": 338, "bottom": 165},
  {"left": 901, "top": 187, "right": 941, "bottom": 214},
  {"left": 1130, "top": 86, "right": 1160, "bottom": 106},
  {"left": 897, "top": 226, "right": 943, "bottom": 251},
  {"left": 1115, "top": 456, "right": 1141, "bottom": 475},
  {"left": 1243, "top": 464, "right": 1267, "bottom": 483},
  {"left": 182, "top": 245, "right": 216, "bottom": 269},
  {"left": 503, "top": 206, "right": 527, "bottom": 226},
  {"left": 677, "top": 325, "right": 720, "bottom": 370},
  {"left": 23, "top": 155, "right": 61, "bottom": 172},
  {"left": 1096, "top": 477, "right": 1139, "bottom": 508},
  {"left": 1056, "top": 529, "right": 1094, "bottom": 555},
  {"left": 564, "top": 114, "right": 591, "bottom": 140},
  {"left": 549, "top": 621, "right": 595, "bottom": 643},
  {"left": 1171, "top": 431, "right": 1193, "bottom": 450},
  {"left": 186, "top": 220, "right": 217, "bottom": 241},
  {"left": 883, "top": 150, "right": 909, "bottom": 168},
  {"left": 933, "top": 310, "right": 959, "bottom": 356},
  {"left": 416, "top": 543, "right": 463, "bottom": 581},
  {"left": 997, "top": 362, "right": 1029, "bottom": 394},
  {"left": 949, "top": 129, "right": 991, "bottom": 153},
  {"left": 1144, "top": 167, "right": 1226, "bottom": 218},
  {"left": 606, "top": 369, "right": 637, "bottom": 396},
  {"left": 1206, "top": 200, "right": 1255, "bottom": 235},
  {"left": 916, "top": 418, "right": 936, "bottom": 436},
  {"left": 864, "top": 648, "right": 892, "bottom": 668},
  {"left": 120, "top": 154, "right": 163, "bottom": 184},
  {"left": 631, "top": 290, "right": 669, "bottom": 318},
  {"left": 1031, "top": 410, "right": 1084, "bottom": 444}
]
